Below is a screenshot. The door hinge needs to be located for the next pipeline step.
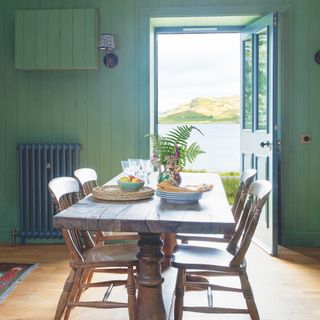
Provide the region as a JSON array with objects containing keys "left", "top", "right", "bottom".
[{"left": 273, "top": 13, "right": 278, "bottom": 27}]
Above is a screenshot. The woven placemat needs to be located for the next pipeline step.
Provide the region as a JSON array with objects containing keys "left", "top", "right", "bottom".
[{"left": 92, "top": 185, "right": 154, "bottom": 201}]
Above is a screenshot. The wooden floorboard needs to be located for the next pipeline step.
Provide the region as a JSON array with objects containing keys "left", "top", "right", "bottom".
[{"left": 0, "top": 243, "right": 319, "bottom": 320}]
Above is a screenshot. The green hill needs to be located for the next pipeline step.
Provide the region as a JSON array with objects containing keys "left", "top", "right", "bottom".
[{"left": 159, "top": 96, "right": 240, "bottom": 124}]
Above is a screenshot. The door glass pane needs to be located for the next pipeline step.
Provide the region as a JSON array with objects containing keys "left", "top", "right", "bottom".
[
  {"left": 257, "top": 28, "right": 268, "bottom": 130},
  {"left": 243, "top": 38, "right": 253, "bottom": 129}
]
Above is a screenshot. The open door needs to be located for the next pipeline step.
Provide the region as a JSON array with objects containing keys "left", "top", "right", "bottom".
[{"left": 240, "top": 12, "right": 279, "bottom": 255}]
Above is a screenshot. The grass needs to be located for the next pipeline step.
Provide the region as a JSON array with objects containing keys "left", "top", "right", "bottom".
[
  {"left": 181, "top": 168, "right": 207, "bottom": 173},
  {"left": 219, "top": 171, "right": 240, "bottom": 177},
  {"left": 221, "top": 175, "right": 240, "bottom": 205},
  {"left": 181, "top": 169, "right": 240, "bottom": 205}
]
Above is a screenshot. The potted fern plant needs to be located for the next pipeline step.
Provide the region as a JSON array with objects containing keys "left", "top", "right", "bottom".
[{"left": 149, "top": 125, "right": 205, "bottom": 185}]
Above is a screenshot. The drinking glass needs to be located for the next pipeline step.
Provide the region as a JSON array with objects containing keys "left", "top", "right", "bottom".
[
  {"left": 128, "top": 159, "right": 140, "bottom": 176},
  {"left": 140, "top": 159, "right": 153, "bottom": 185},
  {"left": 121, "top": 160, "right": 129, "bottom": 175}
]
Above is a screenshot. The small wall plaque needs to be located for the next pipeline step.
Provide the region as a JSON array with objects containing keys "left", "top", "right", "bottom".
[{"left": 300, "top": 133, "right": 311, "bottom": 144}]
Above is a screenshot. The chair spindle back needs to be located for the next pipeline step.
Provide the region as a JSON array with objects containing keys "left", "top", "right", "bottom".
[
  {"left": 74, "top": 168, "right": 98, "bottom": 197},
  {"left": 232, "top": 169, "right": 257, "bottom": 223},
  {"left": 48, "top": 177, "right": 94, "bottom": 262},
  {"left": 227, "top": 180, "right": 272, "bottom": 267}
]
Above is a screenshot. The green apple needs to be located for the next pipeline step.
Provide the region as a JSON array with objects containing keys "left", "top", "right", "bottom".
[{"left": 119, "top": 176, "right": 130, "bottom": 182}]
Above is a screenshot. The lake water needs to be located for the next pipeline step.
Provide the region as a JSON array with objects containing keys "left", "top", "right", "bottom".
[{"left": 158, "top": 123, "right": 240, "bottom": 173}]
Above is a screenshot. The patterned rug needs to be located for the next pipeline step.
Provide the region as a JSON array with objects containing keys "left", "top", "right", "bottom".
[{"left": 0, "top": 263, "right": 37, "bottom": 303}]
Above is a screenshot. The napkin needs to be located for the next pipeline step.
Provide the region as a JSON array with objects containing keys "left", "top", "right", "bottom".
[{"left": 157, "top": 180, "right": 213, "bottom": 193}]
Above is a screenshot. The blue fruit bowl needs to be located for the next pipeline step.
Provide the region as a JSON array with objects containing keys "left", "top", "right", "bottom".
[{"left": 118, "top": 180, "right": 144, "bottom": 192}]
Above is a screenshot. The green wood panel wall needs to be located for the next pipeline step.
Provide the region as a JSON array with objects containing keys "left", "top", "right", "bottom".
[
  {"left": 0, "top": 0, "right": 320, "bottom": 246},
  {"left": 15, "top": 8, "right": 98, "bottom": 70}
]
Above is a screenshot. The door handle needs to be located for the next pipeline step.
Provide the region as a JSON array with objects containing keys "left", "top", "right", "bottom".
[{"left": 260, "top": 141, "right": 271, "bottom": 148}]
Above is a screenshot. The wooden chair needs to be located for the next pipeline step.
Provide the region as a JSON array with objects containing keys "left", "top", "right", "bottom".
[
  {"left": 49, "top": 177, "right": 138, "bottom": 320},
  {"left": 176, "top": 169, "right": 257, "bottom": 244},
  {"left": 74, "top": 168, "right": 139, "bottom": 245},
  {"left": 74, "top": 168, "right": 98, "bottom": 197},
  {"left": 171, "top": 179, "right": 272, "bottom": 320}
]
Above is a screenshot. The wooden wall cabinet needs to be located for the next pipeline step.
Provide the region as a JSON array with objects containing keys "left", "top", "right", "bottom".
[{"left": 15, "top": 9, "right": 99, "bottom": 70}]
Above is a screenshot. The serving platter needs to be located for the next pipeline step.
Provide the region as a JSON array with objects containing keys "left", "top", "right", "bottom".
[{"left": 156, "top": 189, "right": 211, "bottom": 204}]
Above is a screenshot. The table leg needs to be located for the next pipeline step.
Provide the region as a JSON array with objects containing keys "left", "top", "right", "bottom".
[{"left": 135, "top": 232, "right": 166, "bottom": 320}]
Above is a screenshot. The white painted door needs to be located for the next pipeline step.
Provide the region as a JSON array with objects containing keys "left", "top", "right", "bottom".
[{"left": 240, "top": 12, "right": 279, "bottom": 255}]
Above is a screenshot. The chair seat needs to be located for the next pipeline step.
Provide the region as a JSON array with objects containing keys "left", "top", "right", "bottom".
[
  {"left": 171, "top": 244, "right": 243, "bottom": 272},
  {"left": 99, "top": 231, "right": 139, "bottom": 241},
  {"left": 176, "top": 233, "right": 229, "bottom": 243},
  {"left": 73, "top": 244, "right": 138, "bottom": 268}
]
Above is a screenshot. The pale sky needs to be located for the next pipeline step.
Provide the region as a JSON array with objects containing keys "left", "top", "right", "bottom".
[{"left": 157, "top": 33, "right": 241, "bottom": 113}]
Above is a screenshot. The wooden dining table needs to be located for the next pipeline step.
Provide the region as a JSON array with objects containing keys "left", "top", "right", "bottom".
[{"left": 53, "top": 172, "right": 235, "bottom": 320}]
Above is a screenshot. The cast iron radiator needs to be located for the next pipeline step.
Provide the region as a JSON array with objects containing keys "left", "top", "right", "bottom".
[{"left": 15, "top": 143, "right": 81, "bottom": 244}]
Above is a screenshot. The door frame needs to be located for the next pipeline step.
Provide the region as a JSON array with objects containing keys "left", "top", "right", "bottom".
[
  {"left": 154, "top": 23, "right": 281, "bottom": 253},
  {"left": 142, "top": 11, "right": 284, "bottom": 251},
  {"left": 153, "top": 26, "right": 244, "bottom": 136}
]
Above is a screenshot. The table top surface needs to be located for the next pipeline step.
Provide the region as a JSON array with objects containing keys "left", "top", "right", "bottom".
[{"left": 52, "top": 172, "right": 235, "bottom": 234}]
